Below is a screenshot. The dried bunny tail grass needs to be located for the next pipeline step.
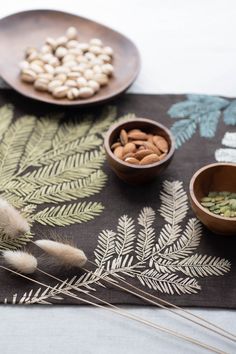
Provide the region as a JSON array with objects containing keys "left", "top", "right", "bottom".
[
  {"left": 34, "top": 240, "right": 87, "bottom": 268},
  {"left": 0, "top": 198, "right": 30, "bottom": 238},
  {"left": 2, "top": 250, "right": 37, "bottom": 274}
]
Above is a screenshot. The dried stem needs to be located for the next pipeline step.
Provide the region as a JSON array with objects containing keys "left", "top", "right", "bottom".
[
  {"left": 87, "top": 260, "right": 236, "bottom": 342},
  {"left": 35, "top": 267, "right": 225, "bottom": 354}
]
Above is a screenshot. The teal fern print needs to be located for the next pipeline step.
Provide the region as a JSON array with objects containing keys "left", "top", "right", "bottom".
[
  {"left": 223, "top": 100, "right": 236, "bottom": 125},
  {"left": 168, "top": 94, "right": 229, "bottom": 148}
]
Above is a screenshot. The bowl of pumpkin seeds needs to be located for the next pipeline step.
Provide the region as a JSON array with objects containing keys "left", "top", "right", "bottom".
[{"left": 189, "top": 163, "right": 236, "bottom": 235}]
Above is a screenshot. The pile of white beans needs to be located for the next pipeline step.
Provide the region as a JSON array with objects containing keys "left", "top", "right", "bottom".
[{"left": 19, "top": 27, "right": 114, "bottom": 100}]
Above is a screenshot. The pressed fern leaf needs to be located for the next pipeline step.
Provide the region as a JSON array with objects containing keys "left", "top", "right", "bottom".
[
  {"left": 0, "top": 104, "right": 13, "bottom": 140},
  {"left": 0, "top": 116, "right": 36, "bottom": 181},
  {"left": 115, "top": 215, "right": 135, "bottom": 257},
  {"left": 136, "top": 207, "right": 155, "bottom": 261},
  {"left": 0, "top": 231, "right": 34, "bottom": 251},
  {"left": 94, "top": 230, "right": 116, "bottom": 267},
  {"left": 33, "top": 202, "right": 104, "bottom": 226},
  {"left": 19, "top": 116, "right": 60, "bottom": 170},
  {"left": 88, "top": 106, "right": 117, "bottom": 135},
  {"left": 24, "top": 170, "right": 107, "bottom": 204},
  {"left": 138, "top": 269, "right": 200, "bottom": 295}
]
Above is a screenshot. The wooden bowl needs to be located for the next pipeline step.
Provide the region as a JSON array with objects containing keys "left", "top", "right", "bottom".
[
  {"left": 104, "top": 118, "right": 175, "bottom": 184},
  {"left": 189, "top": 163, "right": 236, "bottom": 235},
  {"left": 0, "top": 9, "right": 140, "bottom": 106}
]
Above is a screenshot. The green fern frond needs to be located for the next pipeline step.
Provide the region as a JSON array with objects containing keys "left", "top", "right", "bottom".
[
  {"left": 19, "top": 116, "right": 59, "bottom": 170},
  {"left": 0, "top": 116, "right": 36, "bottom": 181},
  {"left": 20, "top": 150, "right": 106, "bottom": 186},
  {"left": 0, "top": 104, "right": 13, "bottom": 140},
  {"left": 38, "top": 135, "right": 102, "bottom": 165},
  {"left": 88, "top": 106, "right": 117, "bottom": 135},
  {"left": 0, "top": 231, "right": 34, "bottom": 251},
  {"left": 52, "top": 115, "right": 93, "bottom": 148},
  {"left": 24, "top": 170, "right": 107, "bottom": 204},
  {"left": 33, "top": 201, "right": 104, "bottom": 226}
]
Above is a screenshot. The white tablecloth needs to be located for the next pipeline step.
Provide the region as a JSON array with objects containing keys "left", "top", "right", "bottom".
[{"left": 0, "top": 1, "right": 235, "bottom": 353}]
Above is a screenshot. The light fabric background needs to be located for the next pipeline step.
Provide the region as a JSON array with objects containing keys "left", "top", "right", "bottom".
[{"left": 0, "top": 1, "right": 235, "bottom": 353}]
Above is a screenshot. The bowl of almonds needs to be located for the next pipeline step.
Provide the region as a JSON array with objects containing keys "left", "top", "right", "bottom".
[
  {"left": 189, "top": 163, "right": 236, "bottom": 235},
  {"left": 104, "top": 118, "right": 175, "bottom": 184}
]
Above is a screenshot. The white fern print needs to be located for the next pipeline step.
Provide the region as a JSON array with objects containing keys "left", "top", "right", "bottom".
[{"left": 5, "top": 180, "right": 231, "bottom": 304}]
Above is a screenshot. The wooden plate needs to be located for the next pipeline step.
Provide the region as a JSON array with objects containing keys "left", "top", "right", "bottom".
[{"left": 0, "top": 10, "right": 140, "bottom": 106}]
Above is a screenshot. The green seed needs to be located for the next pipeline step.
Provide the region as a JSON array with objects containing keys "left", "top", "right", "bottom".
[
  {"left": 213, "top": 209, "right": 221, "bottom": 214},
  {"left": 208, "top": 192, "right": 217, "bottom": 197},
  {"left": 201, "top": 202, "right": 215, "bottom": 207},
  {"left": 215, "top": 196, "right": 225, "bottom": 201},
  {"left": 219, "top": 191, "right": 231, "bottom": 196},
  {"left": 201, "top": 197, "right": 213, "bottom": 202},
  {"left": 220, "top": 206, "right": 229, "bottom": 213},
  {"left": 224, "top": 210, "right": 231, "bottom": 217},
  {"left": 229, "top": 199, "right": 236, "bottom": 211}
]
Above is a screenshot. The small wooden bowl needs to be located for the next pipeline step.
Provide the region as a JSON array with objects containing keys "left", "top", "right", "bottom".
[
  {"left": 189, "top": 163, "right": 236, "bottom": 235},
  {"left": 104, "top": 118, "right": 175, "bottom": 184}
]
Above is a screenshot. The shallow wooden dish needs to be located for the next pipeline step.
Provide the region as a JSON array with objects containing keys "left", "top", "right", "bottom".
[
  {"left": 0, "top": 9, "right": 140, "bottom": 106},
  {"left": 189, "top": 163, "right": 236, "bottom": 236},
  {"left": 104, "top": 118, "right": 175, "bottom": 184}
]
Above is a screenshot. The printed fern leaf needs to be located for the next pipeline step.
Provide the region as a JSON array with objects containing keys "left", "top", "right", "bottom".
[
  {"left": 94, "top": 230, "right": 116, "bottom": 267},
  {"left": 0, "top": 116, "right": 36, "bottom": 181},
  {"left": 88, "top": 106, "right": 117, "bottom": 135},
  {"left": 136, "top": 207, "right": 155, "bottom": 261},
  {"left": 171, "top": 118, "right": 197, "bottom": 148},
  {"left": 223, "top": 100, "right": 236, "bottom": 125},
  {"left": 138, "top": 270, "right": 200, "bottom": 295},
  {"left": 0, "top": 231, "right": 33, "bottom": 251},
  {"left": 33, "top": 202, "right": 104, "bottom": 226},
  {"left": 24, "top": 170, "right": 107, "bottom": 204},
  {"left": 199, "top": 111, "right": 221, "bottom": 138},
  {"left": 0, "top": 104, "right": 13, "bottom": 140},
  {"left": 115, "top": 215, "right": 135, "bottom": 257}
]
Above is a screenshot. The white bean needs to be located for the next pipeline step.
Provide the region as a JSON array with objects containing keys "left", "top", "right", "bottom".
[
  {"left": 55, "top": 66, "right": 70, "bottom": 75},
  {"left": 98, "top": 54, "right": 111, "bottom": 63},
  {"left": 46, "top": 37, "right": 57, "bottom": 50},
  {"left": 93, "top": 73, "right": 109, "bottom": 86},
  {"left": 30, "top": 63, "right": 44, "bottom": 74},
  {"left": 77, "top": 42, "right": 89, "bottom": 51},
  {"left": 48, "top": 57, "right": 60, "bottom": 67},
  {"left": 21, "top": 69, "right": 37, "bottom": 83},
  {"left": 65, "top": 79, "right": 77, "bottom": 87},
  {"left": 67, "top": 87, "right": 80, "bottom": 100},
  {"left": 84, "top": 52, "right": 96, "bottom": 61},
  {"left": 87, "top": 80, "right": 100, "bottom": 92},
  {"left": 77, "top": 77, "right": 87, "bottom": 88},
  {"left": 103, "top": 46, "right": 114, "bottom": 56},
  {"left": 55, "top": 46, "right": 68, "bottom": 58},
  {"left": 78, "top": 87, "right": 94, "bottom": 98},
  {"left": 66, "top": 40, "right": 79, "bottom": 49},
  {"left": 67, "top": 71, "right": 81, "bottom": 79},
  {"left": 93, "top": 65, "right": 102, "bottom": 74},
  {"left": 41, "top": 44, "right": 52, "bottom": 54},
  {"left": 34, "top": 78, "right": 49, "bottom": 91},
  {"left": 56, "top": 36, "right": 68, "bottom": 47},
  {"left": 54, "top": 74, "right": 67, "bottom": 83},
  {"left": 101, "top": 63, "right": 114, "bottom": 76},
  {"left": 90, "top": 38, "right": 103, "bottom": 47},
  {"left": 38, "top": 73, "right": 54, "bottom": 81},
  {"left": 48, "top": 80, "right": 63, "bottom": 92},
  {"left": 66, "top": 27, "right": 78, "bottom": 40},
  {"left": 63, "top": 60, "right": 78, "bottom": 68},
  {"left": 89, "top": 46, "right": 102, "bottom": 55},
  {"left": 84, "top": 69, "right": 94, "bottom": 80},
  {"left": 44, "top": 64, "right": 55, "bottom": 74},
  {"left": 52, "top": 85, "right": 69, "bottom": 98}
]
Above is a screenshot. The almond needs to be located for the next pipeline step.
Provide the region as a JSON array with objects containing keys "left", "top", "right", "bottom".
[
  {"left": 114, "top": 146, "right": 124, "bottom": 159},
  {"left": 147, "top": 134, "right": 154, "bottom": 143},
  {"left": 139, "top": 153, "right": 160, "bottom": 165},
  {"left": 132, "top": 140, "right": 147, "bottom": 146},
  {"left": 124, "top": 157, "right": 140, "bottom": 165},
  {"left": 120, "top": 129, "right": 128, "bottom": 145},
  {"left": 143, "top": 141, "right": 161, "bottom": 155},
  {"left": 134, "top": 149, "right": 154, "bottom": 160},
  {"left": 153, "top": 135, "right": 168, "bottom": 153},
  {"left": 128, "top": 129, "right": 142, "bottom": 134},
  {"left": 127, "top": 131, "right": 148, "bottom": 140},
  {"left": 123, "top": 152, "right": 135, "bottom": 159},
  {"left": 123, "top": 142, "right": 136, "bottom": 155},
  {"left": 111, "top": 142, "right": 121, "bottom": 150},
  {"left": 159, "top": 152, "right": 167, "bottom": 160}
]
